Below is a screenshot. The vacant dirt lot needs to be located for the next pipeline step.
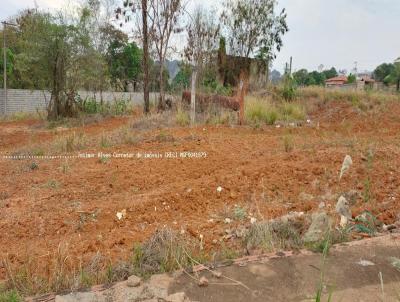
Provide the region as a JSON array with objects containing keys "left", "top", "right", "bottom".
[{"left": 1, "top": 99, "right": 400, "bottom": 282}]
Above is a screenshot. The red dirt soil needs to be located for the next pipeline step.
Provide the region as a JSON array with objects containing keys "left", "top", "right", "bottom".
[{"left": 1, "top": 101, "right": 400, "bottom": 280}]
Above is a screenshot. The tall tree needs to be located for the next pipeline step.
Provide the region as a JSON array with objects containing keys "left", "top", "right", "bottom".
[
  {"left": 14, "top": 7, "right": 110, "bottom": 120},
  {"left": 373, "top": 63, "right": 395, "bottom": 83},
  {"left": 323, "top": 67, "right": 338, "bottom": 80},
  {"left": 221, "top": 0, "right": 288, "bottom": 61},
  {"left": 147, "top": 0, "right": 185, "bottom": 111},
  {"left": 141, "top": 0, "right": 150, "bottom": 113},
  {"left": 184, "top": 6, "right": 220, "bottom": 124},
  {"left": 293, "top": 69, "right": 308, "bottom": 86},
  {"left": 116, "top": 0, "right": 152, "bottom": 114}
]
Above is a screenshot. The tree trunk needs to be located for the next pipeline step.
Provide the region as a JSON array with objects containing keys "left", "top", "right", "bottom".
[
  {"left": 158, "top": 61, "right": 166, "bottom": 111},
  {"left": 190, "top": 68, "right": 197, "bottom": 125},
  {"left": 142, "top": 0, "right": 150, "bottom": 115},
  {"left": 397, "top": 79, "right": 400, "bottom": 92}
]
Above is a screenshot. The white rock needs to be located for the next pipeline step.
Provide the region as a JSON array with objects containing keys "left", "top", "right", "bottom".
[
  {"left": 217, "top": 186, "right": 223, "bottom": 193},
  {"left": 198, "top": 276, "right": 209, "bottom": 287},
  {"left": 357, "top": 259, "right": 375, "bottom": 266},
  {"left": 116, "top": 209, "right": 127, "bottom": 220},
  {"left": 127, "top": 275, "right": 141, "bottom": 287},
  {"left": 250, "top": 217, "right": 257, "bottom": 224},
  {"left": 224, "top": 218, "right": 232, "bottom": 224}
]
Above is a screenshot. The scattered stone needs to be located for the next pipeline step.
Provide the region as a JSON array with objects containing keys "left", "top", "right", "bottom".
[
  {"left": 357, "top": 259, "right": 375, "bottom": 266},
  {"left": 224, "top": 218, "right": 232, "bottom": 224},
  {"left": 303, "top": 212, "right": 332, "bottom": 243},
  {"left": 250, "top": 217, "right": 257, "bottom": 224},
  {"left": 383, "top": 224, "right": 397, "bottom": 231},
  {"left": 318, "top": 202, "right": 325, "bottom": 209},
  {"left": 127, "top": 275, "right": 141, "bottom": 287},
  {"left": 212, "top": 271, "right": 222, "bottom": 278},
  {"left": 116, "top": 209, "right": 127, "bottom": 220},
  {"left": 198, "top": 276, "right": 209, "bottom": 287},
  {"left": 217, "top": 186, "right": 223, "bottom": 193},
  {"left": 339, "top": 155, "right": 353, "bottom": 180},
  {"left": 336, "top": 196, "right": 352, "bottom": 227},
  {"left": 165, "top": 292, "right": 189, "bottom": 302}
]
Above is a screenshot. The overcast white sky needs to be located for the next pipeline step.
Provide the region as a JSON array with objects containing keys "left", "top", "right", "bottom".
[{"left": 2, "top": 0, "right": 399, "bottom": 73}]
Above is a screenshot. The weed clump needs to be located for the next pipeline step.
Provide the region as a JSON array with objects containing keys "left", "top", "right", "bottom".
[
  {"left": 132, "top": 228, "right": 196, "bottom": 276},
  {"left": 244, "top": 220, "right": 303, "bottom": 252},
  {"left": 245, "top": 98, "right": 278, "bottom": 126},
  {"left": 55, "top": 132, "right": 87, "bottom": 153},
  {"left": 175, "top": 110, "right": 190, "bottom": 126}
]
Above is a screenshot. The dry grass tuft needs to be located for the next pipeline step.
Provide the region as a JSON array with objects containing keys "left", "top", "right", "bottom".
[
  {"left": 132, "top": 228, "right": 196, "bottom": 276},
  {"left": 244, "top": 220, "right": 303, "bottom": 252}
]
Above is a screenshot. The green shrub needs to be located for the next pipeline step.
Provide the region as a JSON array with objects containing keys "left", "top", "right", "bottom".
[
  {"left": 113, "top": 100, "right": 129, "bottom": 115},
  {"left": 281, "top": 76, "right": 297, "bottom": 101}
]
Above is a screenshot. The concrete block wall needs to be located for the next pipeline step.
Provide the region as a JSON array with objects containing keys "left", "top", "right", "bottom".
[{"left": 0, "top": 89, "right": 158, "bottom": 115}]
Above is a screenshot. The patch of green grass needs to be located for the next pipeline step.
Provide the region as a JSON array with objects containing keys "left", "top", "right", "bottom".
[
  {"left": 245, "top": 97, "right": 278, "bottom": 126},
  {"left": 280, "top": 102, "right": 306, "bottom": 121},
  {"left": 0, "top": 288, "right": 21, "bottom": 302},
  {"left": 233, "top": 206, "right": 247, "bottom": 220}
]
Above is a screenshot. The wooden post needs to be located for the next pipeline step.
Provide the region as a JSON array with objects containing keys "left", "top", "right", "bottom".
[
  {"left": 239, "top": 78, "right": 245, "bottom": 125},
  {"left": 190, "top": 68, "right": 197, "bottom": 126}
]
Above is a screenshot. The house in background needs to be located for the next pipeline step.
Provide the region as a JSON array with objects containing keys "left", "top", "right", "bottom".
[
  {"left": 357, "top": 76, "right": 377, "bottom": 90},
  {"left": 325, "top": 75, "right": 348, "bottom": 87}
]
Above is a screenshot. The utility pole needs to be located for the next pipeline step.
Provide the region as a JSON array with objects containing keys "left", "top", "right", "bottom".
[
  {"left": 354, "top": 61, "right": 358, "bottom": 78},
  {"left": 2, "top": 21, "right": 18, "bottom": 115}
]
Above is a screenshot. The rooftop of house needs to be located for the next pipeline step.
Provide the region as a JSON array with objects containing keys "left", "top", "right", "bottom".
[{"left": 325, "top": 76, "right": 348, "bottom": 83}]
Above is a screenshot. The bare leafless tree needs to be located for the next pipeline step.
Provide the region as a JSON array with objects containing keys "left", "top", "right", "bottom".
[
  {"left": 147, "top": 0, "right": 185, "bottom": 111},
  {"left": 184, "top": 6, "right": 219, "bottom": 124},
  {"left": 116, "top": 0, "right": 150, "bottom": 114}
]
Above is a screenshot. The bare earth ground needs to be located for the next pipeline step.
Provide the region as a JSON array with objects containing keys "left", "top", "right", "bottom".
[{"left": 1, "top": 99, "right": 400, "bottom": 283}]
